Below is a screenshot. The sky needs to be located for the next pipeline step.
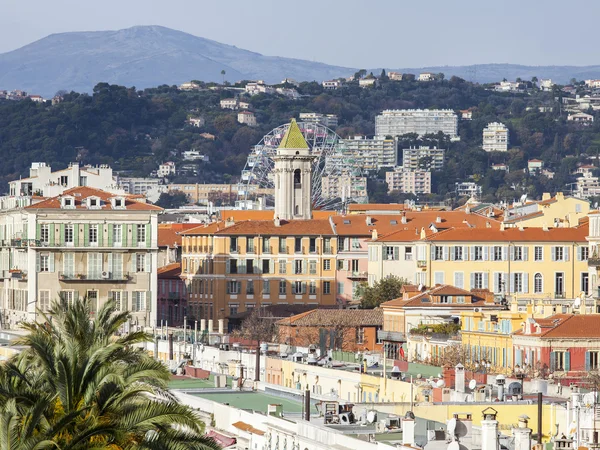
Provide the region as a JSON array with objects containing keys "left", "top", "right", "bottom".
[{"left": 1, "top": 0, "right": 599, "bottom": 68}]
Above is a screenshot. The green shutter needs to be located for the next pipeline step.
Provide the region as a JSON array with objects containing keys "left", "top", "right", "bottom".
[
  {"left": 84, "top": 224, "right": 89, "bottom": 246},
  {"left": 132, "top": 225, "right": 138, "bottom": 247},
  {"left": 122, "top": 291, "right": 128, "bottom": 311},
  {"left": 74, "top": 225, "right": 79, "bottom": 247},
  {"left": 36, "top": 253, "right": 40, "bottom": 272},
  {"left": 146, "top": 291, "right": 151, "bottom": 311},
  {"left": 98, "top": 225, "right": 104, "bottom": 247},
  {"left": 49, "top": 225, "right": 55, "bottom": 246},
  {"left": 59, "top": 224, "right": 64, "bottom": 246},
  {"left": 36, "top": 223, "right": 41, "bottom": 240},
  {"left": 108, "top": 225, "right": 113, "bottom": 247},
  {"left": 146, "top": 224, "right": 151, "bottom": 248},
  {"left": 122, "top": 225, "right": 128, "bottom": 247}
]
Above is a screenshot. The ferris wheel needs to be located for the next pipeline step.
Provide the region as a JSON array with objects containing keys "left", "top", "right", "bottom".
[{"left": 238, "top": 121, "right": 359, "bottom": 210}]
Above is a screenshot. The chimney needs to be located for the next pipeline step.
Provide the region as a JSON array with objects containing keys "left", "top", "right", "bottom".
[
  {"left": 436, "top": 216, "right": 442, "bottom": 223},
  {"left": 274, "top": 216, "right": 281, "bottom": 227},
  {"left": 513, "top": 415, "right": 532, "bottom": 450},
  {"left": 401, "top": 213, "right": 407, "bottom": 224},
  {"left": 225, "top": 217, "right": 235, "bottom": 228},
  {"left": 218, "top": 319, "right": 224, "bottom": 334},
  {"left": 455, "top": 363, "right": 465, "bottom": 393},
  {"left": 542, "top": 192, "right": 551, "bottom": 201},
  {"left": 372, "top": 229, "right": 378, "bottom": 240},
  {"left": 366, "top": 216, "right": 373, "bottom": 226},
  {"left": 481, "top": 408, "right": 499, "bottom": 450},
  {"left": 500, "top": 222, "right": 506, "bottom": 231},
  {"left": 401, "top": 412, "right": 415, "bottom": 446},
  {"left": 208, "top": 319, "right": 214, "bottom": 332},
  {"left": 200, "top": 319, "right": 206, "bottom": 332},
  {"left": 486, "top": 222, "right": 492, "bottom": 228},
  {"left": 556, "top": 192, "right": 564, "bottom": 200},
  {"left": 518, "top": 223, "right": 524, "bottom": 231}
]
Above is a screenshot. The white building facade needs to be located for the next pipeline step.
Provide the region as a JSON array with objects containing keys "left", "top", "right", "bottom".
[
  {"left": 402, "top": 146, "right": 445, "bottom": 171},
  {"left": 321, "top": 175, "right": 368, "bottom": 202},
  {"left": 343, "top": 136, "right": 398, "bottom": 171},
  {"left": 385, "top": 168, "right": 431, "bottom": 195},
  {"left": 375, "top": 109, "right": 458, "bottom": 139},
  {"left": 482, "top": 122, "right": 509, "bottom": 152}
]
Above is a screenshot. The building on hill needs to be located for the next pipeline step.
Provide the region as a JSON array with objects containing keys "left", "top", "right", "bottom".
[
  {"left": 527, "top": 159, "right": 543, "bottom": 175},
  {"left": 482, "top": 122, "right": 509, "bottom": 152},
  {"left": 503, "top": 192, "right": 589, "bottom": 228},
  {"left": 276, "top": 308, "right": 383, "bottom": 353},
  {"left": 118, "top": 177, "right": 160, "bottom": 196},
  {"left": 418, "top": 72, "right": 435, "bottom": 81},
  {"left": 321, "top": 80, "right": 341, "bottom": 90},
  {"left": 157, "top": 161, "right": 176, "bottom": 178},
  {"left": 343, "top": 136, "right": 398, "bottom": 171},
  {"left": 321, "top": 174, "right": 368, "bottom": 203},
  {"left": 9, "top": 162, "right": 121, "bottom": 197},
  {"left": 385, "top": 168, "right": 432, "bottom": 195},
  {"left": 0, "top": 187, "right": 161, "bottom": 328},
  {"left": 238, "top": 111, "right": 257, "bottom": 126},
  {"left": 298, "top": 112, "right": 338, "bottom": 129},
  {"left": 574, "top": 172, "right": 600, "bottom": 199},
  {"left": 180, "top": 120, "right": 339, "bottom": 330},
  {"left": 158, "top": 223, "right": 199, "bottom": 267},
  {"left": 157, "top": 263, "right": 187, "bottom": 326},
  {"left": 567, "top": 112, "right": 594, "bottom": 123},
  {"left": 402, "top": 146, "right": 445, "bottom": 171},
  {"left": 388, "top": 72, "right": 404, "bottom": 81},
  {"left": 455, "top": 181, "right": 482, "bottom": 198},
  {"left": 375, "top": 109, "right": 458, "bottom": 139}
]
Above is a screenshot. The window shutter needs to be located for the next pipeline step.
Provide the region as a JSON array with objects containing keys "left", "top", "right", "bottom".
[
  {"left": 509, "top": 275, "right": 515, "bottom": 293},
  {"left": 393, "top": 247, "right": 399, "bottom": 260},
  {"left": 483, "top": 272, "right": 489, "bottom": 289},
  {"left": 430, "top": 246, "right": 436, "bottom": 260},
  {"left": 540, "top": 247, "right": 544, "bottom": 261},
  {"left": 98, "top": 225, "right": 104, "bottom": 247},
  {"left": 36, "top": 223, "right": 41, "bottom": 240},
  {"left": 226, "top": 259, "right": 230, "bottom": 274},
  {"left": 36, "top": 253, "right": 40, "bottom": 273},
  {"left": 146, "top": 292, "right": 151, "bottom": 311},
  {"left": 550, "top": 351, "right": 556, "bottom": 371},
  {"left": 49, "top": 254, "right": 55, "bottom": 273},
  {"left": 434, "top": 272, "right": 444, "bottom": 285},
  {"left": 74, "top": 291, "right": 79, "bottom": 303},
  {"left": 132, "top": 293, "right": 138, "bottom": 312},
  {"left": 515, "top": 349, "right": 522, "bottom": 366},
  {"left": 131, "top": 254, "right": 137, "bottom": 272},
  {"left": 145, "top": 253, "right": 151, "bottom": 273},
  {"left": 523, "top": 247, "right": 529, "bottom": 261},
  {"left": 122, "top": 291, "right": 128, "bottom": 311},
  {"left": 502, "top": 246, "right": 508, "bottom": 261},
  {"left": 450, "top": 247, "right": 455, "bottom": 261},
  {"left": 462, "top": 246, "right": 467, "bottom": 261},
  {"left": 494, "top": 273, "right": 499, "bottom": 293},
  {"left": 565, "top": 352, "right": 571, "bottom": 371},
  {"left": 470, "top": 273, "right": 475, "bottom": 289},
  {"left": 84, "top": 224, "right": 89, "bottom": 246},
  {"left": 510, "top": 247, "right": 515, "bottom": 261},
  {"left": 107, "top": 253, "right": 113, "bottom": 275},
  {"left": 586, "top": 351, "right": 591, "bottom": 371},
  {"left": 470, "top": 246, "right": 475, "bottom": 261},
  {"left": 122, "top": 225, "right": 128, "bottom": 247},
  {"left": 454, "top": 272, "right": 463, "bottom": 289},
  {"left": 443, "top": 246, "right": 449, "bottom": 260},
  {"left": 132, "top": 225, "right": 138, "bottom": 246},
  {"left": 59, "top": 224, "right": 65, "bottom": 246},
  {"left": 49, "top": 225, "right": 55, "bottom": 246},
  {"left": 108, "top": 225, "right": 113, "bottom": 247},
  {"left": 483, "top": 246, "right": 489, "bottom": 261},
  {"left": 301, "top": 282, "right": 307, "bottom": 294},
  {"left": 237, "top": 281, "right": 242, "bottom": 293},
  {"left": 146, "top": 224, "right": 151, "bottom": 248},
  {"left": 551, "top": 247, "right": 556, "bottom": 262},
  {"left": 523, "top": 273, "right": 528, "bottom": 293},
  {"left": 270, "top": 260, "right": 275, "bottom": 274},
  {"left": 564, "top": 246, "right": 570, "bottom": 261}
]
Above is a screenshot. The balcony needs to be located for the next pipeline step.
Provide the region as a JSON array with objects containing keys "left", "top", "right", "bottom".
[
  {"left": 377, "top": 330, "right": 405, "bottom": 343},
  {"left": 589, "top": 258, "right": 600, "bottom": 268},
  {"left": 417, "top": 260, "right": 427, "bottom": 268},
  {"left": 59, "top": 271, "right": 132, "bottom": 282},
  {"left": 555, "top": 292, "right": 566, "bottom": 299},
  {"left": 347, "top": 271, "right": 368, "bottom": 280}
]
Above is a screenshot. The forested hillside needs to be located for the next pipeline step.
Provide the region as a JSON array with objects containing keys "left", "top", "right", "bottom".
[{"left": 1, "top": 77, "right": 599, "bottom": 202}]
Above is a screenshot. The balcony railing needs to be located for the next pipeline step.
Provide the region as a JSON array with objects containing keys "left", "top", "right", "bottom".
[
  {"left": 555, "top": 292, "right": 566, "bottom": 299},
  {"left": 377, "top": 330, "right": 405, "bottom": 342},
  {"left": 589, "top": 258, "right": 600, "bottom": 267},
  {"left": 59, "top": 271, "right": 132, "bottom": 282},
  {"left": 347, "top": 271, "right": 368, "bottom": 280}
]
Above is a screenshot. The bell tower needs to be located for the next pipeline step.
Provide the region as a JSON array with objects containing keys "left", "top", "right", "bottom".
[{"left": 273, "top": 119, "right": 315, "bottom": 221}]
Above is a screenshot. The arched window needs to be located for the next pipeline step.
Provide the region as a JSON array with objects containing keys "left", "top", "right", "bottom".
[
  {"left": 534, "top": 273, "right": 543, "bottom": 294},
  {"left": 294, "top": 169, "right": 301, "bottom": 186}
]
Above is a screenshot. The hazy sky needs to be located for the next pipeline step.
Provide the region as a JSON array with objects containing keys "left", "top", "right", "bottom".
[{"left": 1, "top": 0, "right": 599, "bottom": 68}]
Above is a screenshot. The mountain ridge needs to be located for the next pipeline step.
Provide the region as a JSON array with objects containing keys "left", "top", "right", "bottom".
[{"left": 2, "top": 25, "right": 600, "bottom": 96}]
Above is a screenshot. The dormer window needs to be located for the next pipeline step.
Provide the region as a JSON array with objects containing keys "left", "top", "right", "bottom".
[
  {"left": 61, "top": 196, "right": 75, "bottom": 209},
  {"left": 87, "top": 197, "right": 101, "bottom": 209},
  {"left": 111, "top": 197, "right": 125, "bottom": 209}
]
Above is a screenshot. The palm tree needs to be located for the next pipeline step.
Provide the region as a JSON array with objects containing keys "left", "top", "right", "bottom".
[
  {"left": 221, "top": 69, "right": 226, "bottom": 85},
  {"left": 0, "top": 297, "right": 220, "bottom": 449}
]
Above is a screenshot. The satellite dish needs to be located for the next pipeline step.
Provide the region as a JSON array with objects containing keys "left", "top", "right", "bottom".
[
  {"left": 447, "top": 417, "right": 457, "bottom": 436},
  {"left": 437, "top": 379, "right": 446, "bottom": 388},
  {"left": 367, "top": 410, "right": 377, "bottom": 424},
  {"left": 416, "top": 373, "right": 422, "bottom": 379},
  {"left": 448, "top": 441, "right": 460, "bottom": 450},
  {"left": 469, "top": 379, "right": 477, "bottom": 390}
]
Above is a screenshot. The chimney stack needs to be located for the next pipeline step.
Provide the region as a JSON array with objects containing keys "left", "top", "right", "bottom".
[
  {"left": 513, "top": 415, "right": 532, "bottom": 450},
  {"left": 402, "top": 412, "right": 415, "bottom": 446},
  {"left": 481, "top": 408, "right": 499, "bottom": 450},
  {"left": 455, "top": 363, "right": 465, "bottom": 393}
]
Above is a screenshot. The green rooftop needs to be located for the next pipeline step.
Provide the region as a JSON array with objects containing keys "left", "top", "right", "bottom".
[{"left": 278, "top": 119, "right": 309, "bottom": 150}]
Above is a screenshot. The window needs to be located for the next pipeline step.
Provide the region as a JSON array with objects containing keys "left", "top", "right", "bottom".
[
  {"left": 434, "top": 246, "right": 444, "bottom": 261},
  {"left": 279, "top": 280, "right": 287, "bottom": 295},
  {"left": 279, "top": 238, "right": 287, "bottom": 253},
  {"left": 64, "top": 224, "right": 74, "bottom": 245},
  {"left": 88, "top": 290, "right": 98, "bottom": 314},
  {"left": 135, "top": 253, "right": 146, "bottom": 272},
  {"left": 89, "top": 198, "right": 99, "bottom": 208},
  {"left": 587, "top": 351, "right": 599, "bottom": 370},
  {"left": 63, "top": 197, "right": 74, "bottom": 208},
  {"left": 323, "top": 238, "right": 332, "bottom": 254},
  {"left": 229, "top": 259, "right": 238, "bottom": 274},
  {"left": 553, "top": 246, "right": 565, "bottom": 261},
  {"left": 229, "top": 303, "right": 239, "bottom": 316},
  {"left": 40, "top": 225, "right": 49, "bottom": 244},
  {"left": 351, "top": 259, "right": 359, "bottom": 272},
  {"left": 113, "top": 197, "right": 124, "bottom": 208},
  {"left": 309, "top": 260, "right": 317, "bottom": 275},
  {"left": 112, "top": 290, "right": 123, "bottom": 311},
  {"left": 493, "top": 246, "right": 503, "bottom": 261},
  {"left": 351, "top": 238, "right": 360, "bottom": 249},
  {"left": 293, "top": 281, "right": 305, "bottom": 295},
  {"left": 310, "top": 238, "right": 317, "bottom": 253},
  {"left": 323, "top": 281, "right": 331, "bottom": 294},
  {"left": 262, "top": 237, "right": 270, "bottom": 253},
  {"left": 440, "top": 295, "right": 451, "bottom": 304},
  {"left": 473, "top": 246, "right": 483, "bottom": 261},
  {"left": 245, "top": 303, "right": 255, "bottom": 311},
  {"left": 582, "top": 272, "right": 589, "bottom": 293},
  {"left": 262, "top": 280, "right": 270, "bottom": 295},
  {"left": 262, "top": 259, "right": 270, "bottom": 274},
  {"left": 247, "top": 237, "right": 255, "bottom": 253},
  {"left": 39, "top": 255, "right": 49, "bottom": 272},
  {"left": 337, "top": 282, "right": 345, "bottom": 295},
  {"left": 294, "top": 260, "right": 303, "bottom": 274},
  {"left": 513, "top": 246, "right": 523, "bottom": 261},
  {"left": 534, "top": 246, "right": 543, "bottom": 261},
  {"left": 534, "top": 273, "right": 543, "bottom": 294},
  {"left": 453, "top": 246, "right": 463, "bottom": 261},
  {"left": 39, "top": 290, "right": 50, "bottom": 312},
  {"left": 309, "top": 281, "right": 316, "bottom": 295},
  {"left": 357, "top": 328, "right": 365, "bottom": 345},
  {"left": 246, "top": 259, "right": 254, "bottom": 274},
  {"left": 230, "top": 237, "right": 238, "bottom": 253},
  {"left": 580, "top": 247, "right": 590, "bottom": 261},
  {"left": 323, "top": 259, "right": 331, "bottom": 271},
  {"left": 61, "top": 290, "right": 75, "bottom": 306},
  {"left": 63, "top": 253, "right": 74, "bottom": 278},
  {"left": 246, "top": 280, "right": 254, "bottom": 295},
  {"left": 473, "top": 272, "right": 484, "bottom": 289},
  {"left": 555, "top": 273, "right": 565, "bottom": 296},
  {"left": 405, "top": 247, "right": 413, "bottom": 261},
  {"left": 227, "top": 281, "right": 240, "bottom": 295},
  {"left": 113, "top": 224, "right": 122, "bottom": 246},
  {"left": 133, "top": 291, "right": 146, "bottom": 312},
  {"left": 552, "top": 351, "right": 567, "bottom": 371},
  {"left": 385, "top": 246, "right": 399, "bottom": 260},
  {"left": 295, "top": 238, "right": 302, "bottom": 253},
  {"left": 513, "top": 273, "right": 523, "bottom": 293},
  {"left": 88, "top": 253, "right": 102, "bottom": 278},
  {"left": 89, "top": 225, "right": 98, "bottom": 245}
]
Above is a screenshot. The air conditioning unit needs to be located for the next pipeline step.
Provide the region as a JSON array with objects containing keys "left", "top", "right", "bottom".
[
  {"left": 101, "top": 271, "right": 110, "bottom": 279},
  {"left": 473, "top": 307, "right": 481, "bottom": 313}
]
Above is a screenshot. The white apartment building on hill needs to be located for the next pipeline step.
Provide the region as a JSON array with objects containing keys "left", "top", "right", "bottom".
[
  {"left": 10, "top": 162, "right": 122, "bottom": 198},
  {"left": 385, "top": 168, "right": 431, "bottom": 194},
  {"left": 343, "top": 136, "right": 398, "bottom": 171},
  {"left": 0, "top": 187, "right": 161, "bottom": 328},
  {"left": 375, "top": 109, "right": 458, "bottom": 139},
  {"left": 482, "top": 122, "right": 509, "bottom": 152},
  {"left": 298, "top": 113, "right": 338, "bottom": 129},
  {"left": 321, "top": 174, "right": 368, "bottom": 202},
  {"left": 402, "top": 146, "right": 445, "bottom": 171}
]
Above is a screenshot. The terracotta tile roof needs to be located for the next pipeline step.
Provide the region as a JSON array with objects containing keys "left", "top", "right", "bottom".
[
  {"left": 503, "top": 211, "right": 544, "bottom": 223},
  {"left": 348, "top": 203, "right": 408, "bottom": 213},
  {"left": 517, "top": 314, "right": 600, "bottom": 339},
  {"left": 232, "top": 421, "right": 265, "bottom": 436},
  {"left": 425, "top": 224, "right": 588, "bottom": 242},
  {"left": 215, "top": 219, "right": 334, "bottom": 236},
  {"left": 382, "top": 285, "right": 492, "bottom": 308},
  {"left": 375, "top": 228, "right": 433, "bottom": 242},
  {"left": 24, "top": 187, "right": 162, "bottom": 211},
  {"left": 157, "top": 263, "right": 181, "bottom": 278},
  {"left": 218, "top": 209, "right": 335, "bottom": 222},
  {"left": 179, "top": 221, "right": 226, "bottom": 236},
  {"left": 158, "top": 223, "right": 199, "bottom": 247},
  {"left": 278, "top": 308, "right": 383, "bottom": 327}
]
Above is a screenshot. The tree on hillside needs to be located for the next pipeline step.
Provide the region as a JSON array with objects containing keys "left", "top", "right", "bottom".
[
  {"left": 0, "top": 298, "right": 220, "bottom": 449},
  {"left": 234, "top": 308, "right": 276, "bottom": 382},
  {"left": 357, "top": 276, "right": 408, "bottom": 309},
  {"left": 156, "top": 190, "right": 189, "bottom": 208}
]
